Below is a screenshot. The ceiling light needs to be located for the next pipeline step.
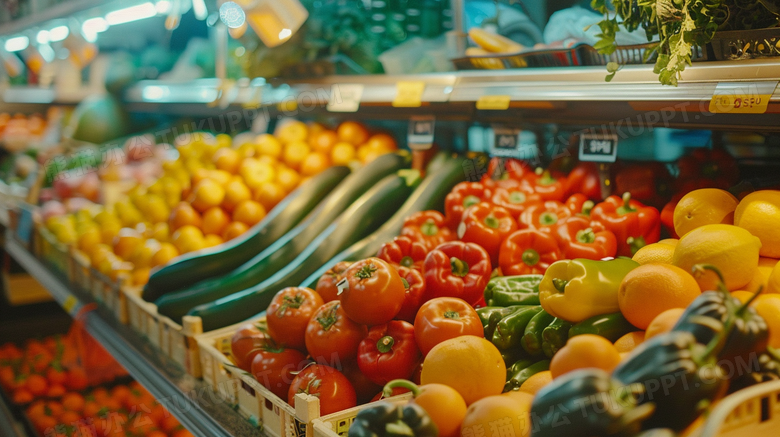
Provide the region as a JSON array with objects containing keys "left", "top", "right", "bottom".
[
  {"left": 156, "top": 0, "right": 172, "bottom": 14},
  {"left": 192, "top": 0, "right": 208, "bottom": 20},
  {"left": 106, "top": 2, "right": 156, "bottom": 25},
  {"left": 4, "top": 36, "right": 29, "bottom": 52},
  {"left": 36, "top": 30, "right": 49, "bottom": 44},
  {"left": 49, "top": 26, "right": 69, "bottom": 42}
]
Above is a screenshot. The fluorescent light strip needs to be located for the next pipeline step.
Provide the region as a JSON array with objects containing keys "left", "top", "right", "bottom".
[
  {"left": 105, "top": 2, "right": 156, "bottom": 25},
  {"left": 156, "top": 0, "right": 172, "bottom": 14},
  {"left": 4, "top": 36, "right": 29, "bottom": 52},
  {"left": 192, "top": 0, "right": 208, "bottom": 20},
  {"left": 49, "top": 26, "right": 69, "bottom": 42},
  {"left": 36, "top": 30, "right": 50, "bottom": 44}
]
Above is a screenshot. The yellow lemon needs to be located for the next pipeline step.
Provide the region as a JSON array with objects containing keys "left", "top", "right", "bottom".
[
  {"left": 766, "top": 262, "right": 780, "bottom": 294},
  {"left": 256, "top": 134, "right": 282, "bottom": 159},
  {"left": 632, "top": 239, "right": 678, "bottom": 265},
  {"left": 735, "top": 190, "right": 780, "bottom": 258},
  {"left": 274, "top": 120, "right": 308, "bottom": 144},
  {"left": 744, "top": 257, "right": 779, "bottom": 293},
  {"left": 672, "top": 224, "right": 761, "bottom": 291},
  {"left": 673, "top": 189, "right": 738, "bottom": 237}
]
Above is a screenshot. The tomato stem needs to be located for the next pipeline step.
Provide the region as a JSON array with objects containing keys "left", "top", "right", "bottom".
[
  {"left": 377, "top": 336, "right": 395, "bottom": 353},
  {"left": 383, "top": 379, "right": 423, "bottom": 398},
  {"left": 316, "top": 303, "right": 340, "bottom": 331},
  {"left": 275, "top": 294, "right": 305, "bottom": 317},
  {"left": 354, "top": 263, "right": 378, "bottom": 280},
  {"left": 420, "top": 220, "right": 438, "bottom": 237},
  {"left": 522, "top": 249, "right": 540, "bottom": 266},
  {"left": 444, "top": 310, "right": 460, "bottom": 319},
  {"left": 450, "top": 257, "right": 470, "bottom": 277}
]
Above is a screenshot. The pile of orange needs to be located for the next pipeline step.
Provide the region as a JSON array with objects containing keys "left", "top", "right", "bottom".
[{"left": 44, "top": 121, "right": 397, "bottom": 286}]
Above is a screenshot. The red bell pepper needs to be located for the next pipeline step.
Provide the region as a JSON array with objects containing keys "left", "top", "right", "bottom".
[
  {"left": 614, "top": 162, "right": 673, "bottom": 209},
  {"left": 377, "top": 236, "right": 429, "bottom": 270},
  {"left": 481, "top": 158, "right": 532, "bottom": 187},
  {"left": 677, "top": 147, "right": 739, "bottom": 189},
  {"left": 490, "top": 186, "right": 543, "bottom": 219},
  {"left": 566, "top": 162, "right": 602, "bottom": 200},
  {"left": 552, "top": 215, "right": 617, "bottom": 260},
  {"left": 526, "top": 169, "right": 567, "bottom": 202},
  {"left": 400, "top": 210, "right": 454, "bottom": 250},
  {"left": 458, "top": 202, "right": 518, "bottom": 265},
  {"left": 357, "top": 320, "right": 421, "bottom": 386},
  {"left": 394, "top": 266, "right": 426, "bottom": 324},
  {"left": 498, "top": 229, "right": 562, "bottom": 276},
  {"left": 564, "top": 193, "right": 595, "bottom": 216},
  {"left": 519, "top": 201, "right": 573, "bottom": 231},
  {"left": 591, "top": 192, "right": 661, "bottom": 257},
  {"left": 422, "top": 241, "right": 492, "bottom": 306},
  {"left": 444, "top": 182, "right": 492, "bottom": 230},
  {"left": 660, "top": 193, "right": 684, "bottom": 239}
]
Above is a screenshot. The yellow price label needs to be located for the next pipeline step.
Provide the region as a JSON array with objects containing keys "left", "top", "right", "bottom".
[
  {"left": 477, "top": 95, "right": 511, "bottom": 110},
  {"left": 393, "top": 81, "right": 426, "bottom": 108},
  {"left": 278, "top": 99, "right": 298, "bottom": 113},
  {"left": 709, "top": 81, "right": 777, "bottom": 114},
  {"left": 63, "top": 295, "right": 78, "bottom": 314}
]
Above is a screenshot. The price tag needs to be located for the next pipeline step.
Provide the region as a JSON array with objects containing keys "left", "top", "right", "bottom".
[
  {"left": 63, "top": 295, "right": 78, "bottom": 314},
  {"left": 336, "top": 278, "right": 349, "bottom": 296},
  {"left": 278, "top": 99, "right": 298, "bottom": 113},
  {"left": 392, "top": 81, "right": 425, "bottom": 108},
  {"left": 328, "top": 84, "right": 363, "bottom": 112},
  {"left": 579, "top": 134, "right": 618, "bottom": 163},
  {"left": 709, "top": 81, "right": 777, "bottom": 114},
  {"left": 476, "top": 95, "right": 511, "bottom": 110},
  {"left": 408, "top": 116, "right": 435, "bottom": 151},
  {"left": 489, "top": 126, "right": 539, "bottom": 161}
]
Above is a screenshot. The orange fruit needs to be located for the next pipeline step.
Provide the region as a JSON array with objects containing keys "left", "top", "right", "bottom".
[
  {"left": 767, "top": 261, "right": 780, "bottom": 294},
  {"left": 172, "top": 225, "right": 206, "bottom": 254},
  {"left": 550, "top": 334, "right": 621, "bottom": 378},
  {"left": 130, "top": 239, "right": 162, "bottom": 268},
  {"left": 502, "top": 390, "right": 533, "bottom": 404},
  {"left": 202, "top": 207, "right": 231, "bottom": 236},
  {"left": 233, "top": 200, "right": 266, "bottom": 226},
  {"left": 152, "top": 222, "right": 170, "bottom": 243},
  {"left": 618, "top": 264, "right": 701, "bottom": 330},
  {"left": 300, "top": 152, "right": 330, "bottom": 177},
  {"left": 62, "top": 392, "right": 85, "bottom": 412},
  {"left": 169, "top": 202, "right": 202, "bottom": 231},
  {"left": 26, "top": 374, "right": 48, "bottom": 397},
  {"left": 240, "top": 159, "right": 276, "bottom": 190},
  {"left": 145, "top": 194, "right": 170, "bottom": 224},
  {"left": 366, "top": 133, "right": 398, "bottom": 152},
  {"left": 133, "top": 267, "right": 151, "bottom": 286},
  {"left": 632, "top": 239, "right": 678, "bottom": 265},
  {"left": 331, "top": 142, "right": 357, "bottom": 166},
  {"left": 731, "top": 290, "right": 755, "bottom": 304},
  {"left": 254, "top": 182, "right": 286, "bottom": 211},
  {"left": 113, "top": 228, "right": 144, "bottom": 260},
  {"left": 256, "top": 134, "right": 283, "bottom": 158},
  {"left": 420, "top": 336, "right": 505, "bottom": 405},
  {"left": 309, "top": 130, "right": 339, "bottom": 155},
  {"left": 151, "top": 242, "right": 179, "bottom": 267},
  {"left": 77, "top": 226, "right": 102, "bottom": 255},
  {"left": 204, "top": 234, "right": 224, "bottom": 247},
  {"left": 460, "top": 395, "right": 531, "bottom": 437},
  {"left": 276, "top": 167, "right": 301, "bottom": 193},
  {"left": 614, "top": 331, "right": 645, "bottom": 353},
  {"left": 518, "top": 370, "right": 553, "bottom": 395},
  {"left": 734, "top": 190, "right": 780, "bottom": 258},
  {"left": 212, "top": 147, "right": 241, "bottom": 174},
  {"left": 222, "top": 221, "right": 249, "bottom": 241},
  {"left": 222, "top": 177, "right": 252, "bottom": 212},
  {"left": 189, "top": 179, "right": 226, "bottom": 213},
  {"left": 673, "top": 189, "right": 738, "bottom": 237},
  {"left": 752, "top": 294, "right": 780, "bottom": 348},
  {"left": 237, "top": 142, "right": 256, "bottom": 159},
  {"left": 358, "top": 145, "right": 385, "bottom": 164},
  {"left": 337, "top": 121, "right": 369, "bottom": 145},
  {"left": 672, "top": 224, "right": 762, "bottom": 291},
  {"left": 307, "top": 121, "right": 326, "bottom": 136},
  {"left": 275, "top": 120, "right": 308, "bottom": 144},
  {"left": 100, "top": 219, "right": 122, "bottom": 245},
  {"left": 409, "top": 383, "right": 466, "bottom": 437},
  {"left": 644, "top": 308, "right": 686, "bottom": 340},
  {"left": 283, "top": 141, "right": 311, "bottom": 170}
]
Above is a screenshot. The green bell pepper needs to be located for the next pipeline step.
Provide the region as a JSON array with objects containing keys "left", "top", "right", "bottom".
[
  {"left": 476, "top": 306, "right": 523, "bottom": 341},
  {"left": 483, "top": 275, "right": 542, "bottom": 307},
  {"left": 348, "top": 402, "right": 437, "bottom": 437},
  {"left": 492, "top": 306, "right": 542, "bottom": 350}
]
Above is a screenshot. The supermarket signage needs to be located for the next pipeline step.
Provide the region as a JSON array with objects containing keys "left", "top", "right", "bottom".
[
  {"left": 709, "top": 81, "right": 777, "bottom": 114},
  {"left": 408, "top": 116, "right": 436, "bottom": 150},
  {"left": 490, "top": 126, "right": 538, "bottom": 160},
  {"left": 476, "top": 95, "right": 511, "bottom": 110},
  {"left": 328, "top": 84, "right": 364, "bottom": 112},
  {"left": 579, "top": 134, "right": 618, "bottom": 163},
  {"left": 393, "top": 81, "right": 426, "bottom": 108}
]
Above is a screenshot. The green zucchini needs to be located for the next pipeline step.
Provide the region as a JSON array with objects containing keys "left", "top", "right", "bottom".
[
  {"left": 151, "top": 152, "right": 409, "bottom": 306},
  {"left": 298, "top": 155, "right": 467, "bottom": 289},
  {"left": 142, "top": 165, "right": 351, "bottom": 301},
  {"left": 183, "top": 170, "right": 420, "bottom": 330}
]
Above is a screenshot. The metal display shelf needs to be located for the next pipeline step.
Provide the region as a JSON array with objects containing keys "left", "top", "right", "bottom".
[
  {"left": 4, "top": 235, "right": 263, "bottom": 437},
  {"left": 0, "top": 0, "right": 105, "bottom": 36},
  {"left": 0, "top": 391, "right": 27, "bottom": 437}
]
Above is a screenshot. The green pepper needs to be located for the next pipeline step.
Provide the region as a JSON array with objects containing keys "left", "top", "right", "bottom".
[
  {"left": 728, "top": 349, "right": 780, "bottom": 394},
  {"left": 530, "top": 368, "right": 653, "bottom": 437},
  {"left": 569, "top": 312, "right": 639, "bottom": 343},
  {"left": 541, "top": 317, "right": 572, "bottom": 358},
  {"left": 476, "top": 306, "right": 523, "bottom": 341},
  {"left": 521, "top": 310, "right": 555, "bottom": 357},
  {"left": 506, "top": 358, "right": 535, "bottom": 381},
  {"left": 348, "top": 402, "right": 437, "bottom": 437},
  {"left": 492, "top": 306, "right": 542, "bottom": 350},
  {"left": 483, "top": 275, "right": 542, "bottom": 307},
  {"left": 505, "top": 359, "right": 549, "bottom": 392},
  {"left": 539, "top": 258, "right": 639, "bottom": 323},
  {"left": 501, "top": 347, "right": 529, "bottom": 368},
  {"left": 674, "top": 265, "right": 768, "bottom": 362},
  {"left": 613, "top": 331, "right": 728, "bottom": 431}
]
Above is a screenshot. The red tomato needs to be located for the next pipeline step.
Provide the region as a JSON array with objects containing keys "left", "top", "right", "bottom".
[
  {"left": 288, "top": 365, "right": 356, "bottom": 415},
  {"left": 305, "top": 301, "right": 366, "bottom": 363},
  {"left": 339, "top": 258, "right": 405, "bottom": 326},
  {"left": 230, "top": 324, "right": 269, "bottom": 372},
  {"left": 414, "top": 297, "right": 483, "bottom": 356},
  {"left": 370, "top": 386, "right": 411, "bottom": 402},
  {"left": 315, "top": 262, "right": 351, "bottom": 303},
  {"left": 251, "top": 346, "right": 308, "bottom": 399},
  {"left": 266, "top": 287, "right": 324, "bottom": 351},
  {"left": 357, "top": 321, "right": 421, "bottom": 385},
  {"left": 394, "top": 266, "right": 426, "bottom": 324},
  {"left": 341, "top": 360, "right": 381, "bottom": 404},
  {"left": 458, "top": 202, "right": 518, "bottom": 265}
]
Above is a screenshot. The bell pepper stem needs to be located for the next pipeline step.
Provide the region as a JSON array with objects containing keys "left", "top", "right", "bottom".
[
  {"left": 400, "top": 256, "right": 414, "bottom": 268},
  {"left": 626, "top": 236, "right": 646, "bottom": 256},
  {"left": 509, "top": 191, "right": 526, "bottom": 204},
  {"left": 450, "top": 257, "right": 470, "bottom": 277},
  {"left": 383, "top": 379, "right": 423, "bottom": 398},
  {"left": 735, "top": 286, "right": 763, "bottom": 316},
  {"left": 581, "top": 200, "right": 594, "bottom": 216},
  {"left": 377, "top": 336, "right": 395, "bottom": 353},
  {"left": 463, "top": 195, "right": 480, "bottom": 209},
  {"left": 484, "top": 215, "right": 500, "bottom": 229},
  {"left": 400, "top": 277, "right": 410, "bottom": 289},
  {"left": 539, "top": 212, "right": 559, "bottom": 226},
  {"left": 692, "top": 264, "right": 728, "bottom": 293},
  {"left": 552, "top": 278, "right": 568, "bottom": 293},
  {"left": 576, "top": 228, "right": 596, "bottom": 244},
  {"left": 420, "top": 220, "right": 438, "bottom": 236},
  {"left": 616, "top": 192, "right": 637, "bottom": 215},
  {"left": 522, "top": 249, "right": 540, "bottom": 266},
  {"left": 609, "top": 402, "right": 656, "bottom": 435},
  {"left": 385, "top": 421, "right": 415, "bottom": 437}
]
